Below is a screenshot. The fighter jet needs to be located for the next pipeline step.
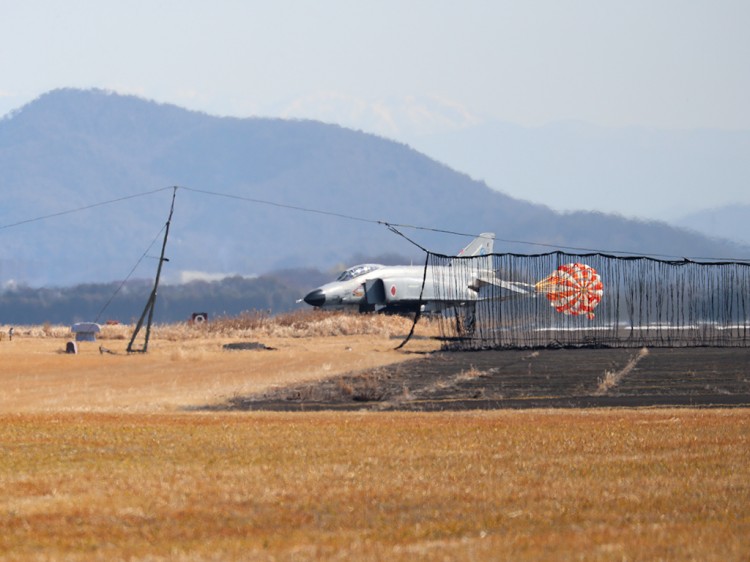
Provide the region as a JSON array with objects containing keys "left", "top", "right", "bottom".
[{"left": 302, "top": 233, "right": 531, "bottom": 314}]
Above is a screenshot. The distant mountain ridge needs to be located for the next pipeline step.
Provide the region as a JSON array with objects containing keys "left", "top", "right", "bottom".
[
  {"left": 406, "top": 119, "right": 750, "bottom": 222},
  {"left": 674, "top": 204, "right": 750, "bottom": 246},
  {"left": 1, "top": 88, "right": 748, "bottom": 291}
]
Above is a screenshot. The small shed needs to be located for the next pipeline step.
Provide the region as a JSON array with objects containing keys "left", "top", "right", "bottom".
[{"left": 71, "top": 322, "right": 101, "bottom": 342}]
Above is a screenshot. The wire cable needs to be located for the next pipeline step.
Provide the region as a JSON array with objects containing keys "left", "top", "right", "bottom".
[
  {"left": 0, "top": 186, "right": 174, "bottom": 230},
  {"left": 2, "top": 183, "right": 748, "bottom": 263},
  {"left": 94, "top": 224, "right": 167, "bottom": 323},
  {"left": 180, "top": 186, "right": 750, "bottom": 263},
  {"left": 180, "top": 185, "right": 378, "bottom": 225}
]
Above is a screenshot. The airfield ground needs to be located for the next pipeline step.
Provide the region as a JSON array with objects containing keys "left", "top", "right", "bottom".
[
  {"left": 1, "top": 317, "right": 748, "bottom": 560},
  {"left": 222, "top": 346, "right": 750, "bottom": 412},
  {"left": 0, "top": 326, "right": 439, "bottom": 413}
]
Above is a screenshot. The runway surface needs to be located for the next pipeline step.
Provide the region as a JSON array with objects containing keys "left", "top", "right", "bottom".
[{"left": 211, "top": 347, "right": 750, "bottom": 411}]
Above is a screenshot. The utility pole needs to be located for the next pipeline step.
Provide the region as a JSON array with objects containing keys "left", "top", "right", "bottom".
[{"left": 127, "top": 186, "right": 177, "bottom": 353}]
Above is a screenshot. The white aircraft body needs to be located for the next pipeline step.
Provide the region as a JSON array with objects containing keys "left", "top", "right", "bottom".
[{"left": 302, "top": 233, "right": 531, "bottom": 314}]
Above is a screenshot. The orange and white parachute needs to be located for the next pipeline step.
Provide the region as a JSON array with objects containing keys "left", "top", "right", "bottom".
[{"left": 535, "top": 263, "right": 603, "bottom": 320}]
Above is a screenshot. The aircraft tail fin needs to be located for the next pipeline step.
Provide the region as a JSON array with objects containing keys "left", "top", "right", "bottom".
[{"left": 457, "top": 233, "right": 495, "bottom": 257}]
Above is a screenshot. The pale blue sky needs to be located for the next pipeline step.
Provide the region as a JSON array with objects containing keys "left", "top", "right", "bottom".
[{"left": 1, "top": 1, "right": 748, "bottom": 217}]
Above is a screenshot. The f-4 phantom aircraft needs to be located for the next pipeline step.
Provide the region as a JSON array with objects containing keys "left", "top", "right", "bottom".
[{"left": 302, "top": 233, "right": 531, "bottom": 314}]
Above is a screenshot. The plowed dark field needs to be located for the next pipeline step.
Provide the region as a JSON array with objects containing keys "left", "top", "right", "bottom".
[{"left": 213, "top": 347, "right": 750, "bottom": 411}]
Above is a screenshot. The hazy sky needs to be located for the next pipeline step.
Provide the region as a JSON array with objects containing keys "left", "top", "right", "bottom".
[{"left": 1, "top": 1, "right": 748, "bottom": 216}]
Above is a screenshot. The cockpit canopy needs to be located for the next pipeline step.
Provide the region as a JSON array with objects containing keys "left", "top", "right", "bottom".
[{"left": 335, "top": 264, "right": 383, "bottom": 282}]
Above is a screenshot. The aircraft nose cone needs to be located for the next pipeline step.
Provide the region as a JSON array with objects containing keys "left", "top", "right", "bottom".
[{"left": 303, "top": 289, "right": 326, "bottom": 307}]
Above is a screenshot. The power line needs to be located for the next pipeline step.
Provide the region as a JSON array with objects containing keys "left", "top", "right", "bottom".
[
  {"left": 2, "top": 183, "right": 747, "bottom": 263},
  {"left": 180, "top": 186, "right": 379, "bottom": 225},
  {"left": 94, "top": 223, "right": 167, "bottom": 323},
  {"left": 181, "top": 186, "right": 750, "bottom": 262},
  {"left": 0, "top": 186, "right": 174, "bottom": 230},
  {"left": 179, "top": 187, "right": 629, "bottom": 252}
]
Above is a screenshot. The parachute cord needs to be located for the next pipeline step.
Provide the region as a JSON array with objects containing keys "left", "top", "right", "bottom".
[{"left": 395, "top": 251, "right": 431, "bottom": 350}]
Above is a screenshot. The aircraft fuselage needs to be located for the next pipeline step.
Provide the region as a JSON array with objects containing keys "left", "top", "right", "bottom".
[{"left": 303, "top": 263, "right": 482, "bottom": 313}]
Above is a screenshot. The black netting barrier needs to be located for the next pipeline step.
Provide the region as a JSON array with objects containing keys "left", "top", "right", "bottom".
[{"left": 426, "top": 251, "right": 750, "bottom": 350}]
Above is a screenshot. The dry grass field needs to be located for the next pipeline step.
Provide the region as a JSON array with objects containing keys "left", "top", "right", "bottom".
[
  {"left": 2, "top": 411, "right": 748, "bottom": 561},
  {"left": 1, "top": 313, "right": 749, "bottom": 560},
  {"left": 0, "top": 312, "right": 439, "bottom": 413}
]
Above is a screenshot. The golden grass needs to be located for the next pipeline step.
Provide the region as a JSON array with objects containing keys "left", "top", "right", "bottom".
[
  {"left": 597, "top": 347, "right": 650, "bottom": 395},
  {"left": 155, "top": 309, "right": 432, "bottom": 340},
  {"left": 3, "top": 310, "right": 436, "bottom": 341},
  {"left": 1, "top": 410, "right": 748, "bottom": 561},
  {"left": 0, "top": 313, "right": 440, "bottom": 413},
  {"left": 2, "top": 315, "right": 749, "bottom": 560}
]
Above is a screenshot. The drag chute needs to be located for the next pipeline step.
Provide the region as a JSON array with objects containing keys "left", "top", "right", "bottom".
[{"left": 535, "top": 263, "right": 603, "bottom": 319}]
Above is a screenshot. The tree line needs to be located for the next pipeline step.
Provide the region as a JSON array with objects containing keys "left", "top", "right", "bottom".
[{"left": 0, "top": 273, "right": 316, "bottom": 325}]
